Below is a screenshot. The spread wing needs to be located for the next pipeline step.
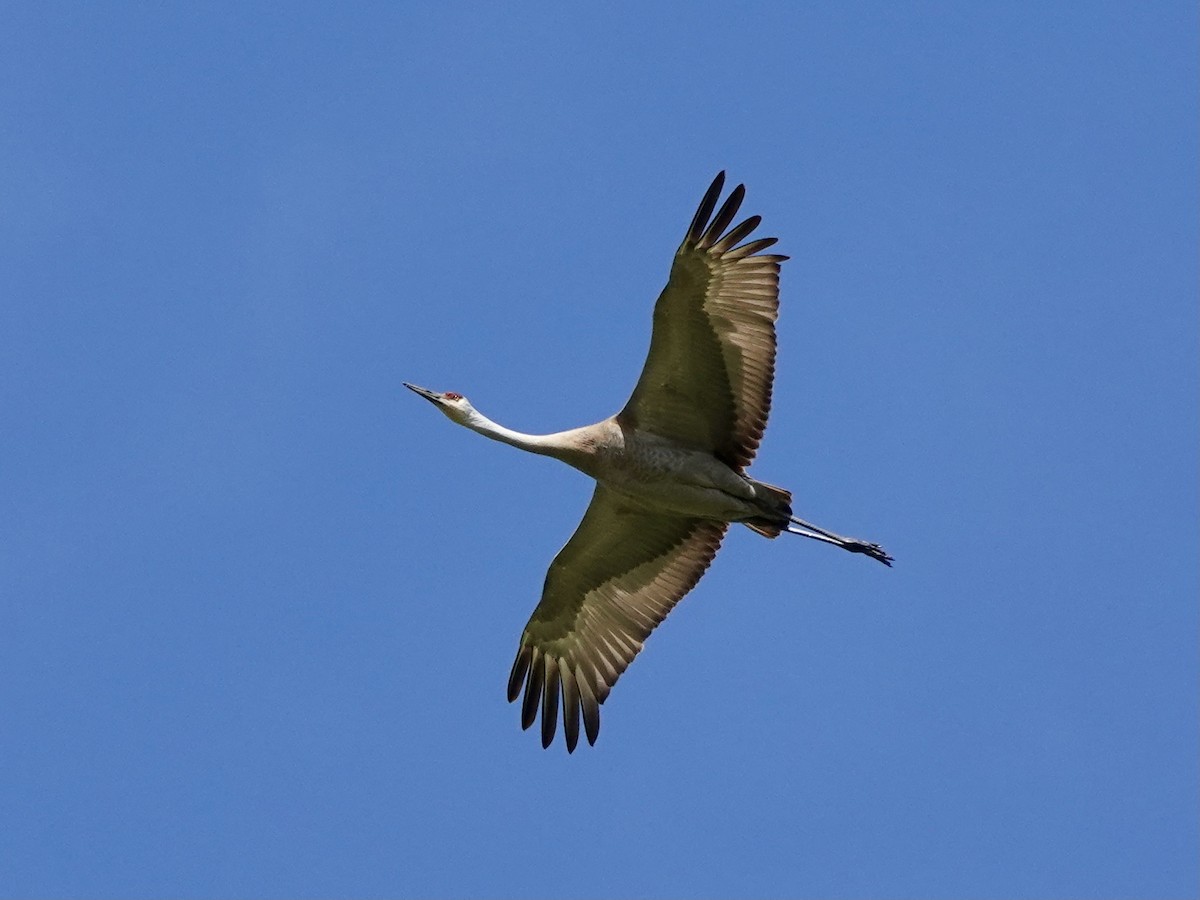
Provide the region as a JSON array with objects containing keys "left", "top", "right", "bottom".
[
  {"left": 507, "top": 484, "right": 728, "bottom": 752},
  {"left": 619, "top": 172, "right": 787, "bottom": 470}
]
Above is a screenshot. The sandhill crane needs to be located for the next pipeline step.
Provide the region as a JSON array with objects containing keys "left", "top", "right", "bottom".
[{"left": 405, "top": 172, "right": 891, "bottom": 752}]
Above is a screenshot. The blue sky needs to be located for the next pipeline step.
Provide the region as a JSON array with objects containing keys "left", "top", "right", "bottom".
[{"left": 2, "top": 3, "right": 1196, "bottom": 898}]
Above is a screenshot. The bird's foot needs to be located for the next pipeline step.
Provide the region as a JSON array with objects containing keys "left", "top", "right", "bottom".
[{"left": 845, "top": 540, "right": 894, "bottom": 567}]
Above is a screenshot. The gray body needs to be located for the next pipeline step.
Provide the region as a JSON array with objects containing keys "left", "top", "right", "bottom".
[{"left": 552, "top": 418, "right": 774, "bottom": 522}]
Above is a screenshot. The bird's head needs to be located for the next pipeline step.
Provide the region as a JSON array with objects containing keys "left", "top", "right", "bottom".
[{"left": 403, "top": 382, "right": 476, "bottom": 425}]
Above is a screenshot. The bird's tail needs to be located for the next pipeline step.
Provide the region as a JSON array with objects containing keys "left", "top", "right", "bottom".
[{"left": 743, "top": 479, "right": 793, "bottom": 539}]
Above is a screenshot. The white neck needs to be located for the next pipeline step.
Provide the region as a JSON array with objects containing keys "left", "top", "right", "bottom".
[{"left": 462, "top": 408, "right": 566, "bottom": 458}]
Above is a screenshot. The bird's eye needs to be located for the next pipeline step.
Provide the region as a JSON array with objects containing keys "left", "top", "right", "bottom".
[{"left": 443, "top": 392, "right": 463, "bottom": 401}]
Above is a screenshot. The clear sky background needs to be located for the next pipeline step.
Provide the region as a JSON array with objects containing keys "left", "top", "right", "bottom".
[{"left": 2, "top": 3, "right": 1196, "bottom": 898}]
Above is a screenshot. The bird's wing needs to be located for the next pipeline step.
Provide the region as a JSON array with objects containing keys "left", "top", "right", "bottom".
[
  {"left": 507, "top": 483, "right": 727, "bottom": 751},
  {"left": 619, "top": 172, "right": 787, "bottom": 470}
]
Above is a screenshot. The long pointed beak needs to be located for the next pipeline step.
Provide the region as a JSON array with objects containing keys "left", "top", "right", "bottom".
[{"left": 403, "top": 382, "right": 442, "bottom": 405}]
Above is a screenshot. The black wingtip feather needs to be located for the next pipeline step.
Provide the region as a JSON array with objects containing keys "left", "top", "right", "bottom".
[
  {"left": 562, "top": 670, "right": 580, "bottom": 754},
  {"left": 576, "top": 677, "right": 601, "bottom": 747},
  {"left": 686, "top": 172, "right": 726, "bottom": 244},
  {"left": 712, "top": 214, "right": 761, "bottom": 253},
  {"left": 584, "top": 711, "right": 600, "bottom": 746},
  {"left": 702, "top": 184, "right": 745, "bottom": 247},
  {"left": 521, "top": 653, "right": 543, "bottom": 731},
  {"left": 540, "top": 659, "right": 560, "bottom": 749},
  {"left": 732, "top": 236, "right": 778, "bottom": 256},
  {"left": 507, "top": 645, "right": 531, "bottom": 703}
]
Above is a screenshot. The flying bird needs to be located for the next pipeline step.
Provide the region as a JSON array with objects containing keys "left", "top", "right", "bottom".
[{"left": 405, "top": 172, "right": 891, "bottom": 752}]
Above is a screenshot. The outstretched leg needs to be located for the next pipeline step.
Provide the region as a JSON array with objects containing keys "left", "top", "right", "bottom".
[{"left": 787, "top": 516, "right": 893, "bottom": 567}]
